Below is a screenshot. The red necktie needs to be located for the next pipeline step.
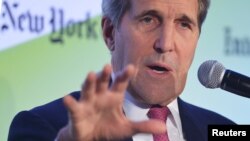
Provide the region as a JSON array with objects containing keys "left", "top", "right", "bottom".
[{"left": 147, "top": 105, "right": 170, "bottom": 141}]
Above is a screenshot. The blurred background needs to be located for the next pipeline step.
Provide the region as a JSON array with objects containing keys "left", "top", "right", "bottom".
[{"left": 1, "top": 0, "right": 250, "bottom": 140}]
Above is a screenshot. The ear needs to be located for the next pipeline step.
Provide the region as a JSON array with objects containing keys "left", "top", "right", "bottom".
[{"left": 102, "top": 17, "right": 115, "bottom": 51}]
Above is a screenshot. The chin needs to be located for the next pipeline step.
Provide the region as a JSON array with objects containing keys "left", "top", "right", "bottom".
[{"left": 129, "top": 84, "right": 178, "bottom": 105}]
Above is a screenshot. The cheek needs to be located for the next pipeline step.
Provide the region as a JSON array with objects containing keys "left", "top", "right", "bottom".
[
  {"left": 121, "top": 36, "right": 147, "bottom": 64},
  {"left": 178, "top": 41, "right": 197, "bottom": 74},
  {"left": 112, "top": 32, "right": 141, "bottom": 71},
  {"left": 112, "top": 35, "right": 126, "bottom": 72}
]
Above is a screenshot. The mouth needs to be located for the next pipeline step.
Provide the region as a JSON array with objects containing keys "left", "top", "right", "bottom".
[{"left": 147, "top": 63, "right": 172, "bottom": 74}]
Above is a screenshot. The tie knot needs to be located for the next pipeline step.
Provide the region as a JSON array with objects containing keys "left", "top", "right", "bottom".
[{"left": 147, "top": 105, "right": 169, "bottom": 122}]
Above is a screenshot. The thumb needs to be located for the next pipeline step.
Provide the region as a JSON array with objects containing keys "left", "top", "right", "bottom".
[{"left": 131, "top": 119, "right": 167, "bottom": 135}]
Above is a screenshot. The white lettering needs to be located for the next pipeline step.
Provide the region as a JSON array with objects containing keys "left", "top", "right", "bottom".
[
  {"left": 212, "top": 129, "right": 219, "bottom": 136},
  {"left": 211, "top": 129, "right": 247, "bottom": 137}
]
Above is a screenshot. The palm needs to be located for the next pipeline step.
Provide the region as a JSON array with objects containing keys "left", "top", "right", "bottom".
[
  {"left": 59, "top": 65, "right": 166, "bottom": 141},
  {"left": 71, "top": 92, "right": 132, "bottom": 141}
]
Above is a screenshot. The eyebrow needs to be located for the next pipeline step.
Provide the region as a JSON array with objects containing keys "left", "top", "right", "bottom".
[
  {"left": 134, "top": 10, "right": 162, "bottom": 20},
  {"left": 133, "top": 9, "right": 197, "bottom": 27},
  {"left": 178, "top": 14, "right": 197, "bottom": 27}
]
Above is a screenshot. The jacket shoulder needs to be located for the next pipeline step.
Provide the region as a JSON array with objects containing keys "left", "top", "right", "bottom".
[
  {"left": 178, "top": 98, "right": 236, "bottom": 141},
  {"left": 178, "top": 98, "right": 235, "bottom": 125},
  {"left": 8, "top": 91, "right": 80, "bottom": 141}
]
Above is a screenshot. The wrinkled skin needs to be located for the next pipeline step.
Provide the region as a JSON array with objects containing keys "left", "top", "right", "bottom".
[{"left": 57, "top": 0, "right": 200, "bottom": 140}]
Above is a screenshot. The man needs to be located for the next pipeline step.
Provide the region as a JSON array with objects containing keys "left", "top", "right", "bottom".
[{"left": 8, "top": 0, "right": 235, "bottom": 141}]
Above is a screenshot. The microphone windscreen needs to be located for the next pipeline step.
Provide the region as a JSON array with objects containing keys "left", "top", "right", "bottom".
[{"left": 197, "top": 60, "right": 225, "bottom": 88}]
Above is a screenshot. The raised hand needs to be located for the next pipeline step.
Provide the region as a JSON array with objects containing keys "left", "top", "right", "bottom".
[{"left": 56, "top": 64, "right": 166, "bottom": 141}]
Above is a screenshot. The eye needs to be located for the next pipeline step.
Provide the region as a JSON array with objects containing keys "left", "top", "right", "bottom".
[
  {"left": 180, "top": 22, "right": 191, "bottom": 29},
  {"left": 138, "top": 15, "right": 160, "bottom": 32},
  {"left": 142, "top": 16, "right": 154, "bottom": 24}
]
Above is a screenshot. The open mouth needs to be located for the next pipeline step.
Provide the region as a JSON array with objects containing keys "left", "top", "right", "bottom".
[{"left": 148, "top": 65, "right": 169, "bottom": 74}]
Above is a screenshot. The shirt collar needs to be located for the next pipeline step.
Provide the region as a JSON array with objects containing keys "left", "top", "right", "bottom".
[
  {"left": 123, "top": 91, "right": 184, "bottom": 137},
  {"left": 112, "top": 72, "right": 185, "bottom": 140}
]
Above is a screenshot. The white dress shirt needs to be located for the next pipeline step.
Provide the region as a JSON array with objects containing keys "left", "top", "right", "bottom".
[{"left": 123, "top": 92, "right": 186, "bottom": 141}]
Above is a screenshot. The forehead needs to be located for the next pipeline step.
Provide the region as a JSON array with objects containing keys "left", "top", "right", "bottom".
[{"left": 129, "top": 0, "right": 199, "bottom": 21}]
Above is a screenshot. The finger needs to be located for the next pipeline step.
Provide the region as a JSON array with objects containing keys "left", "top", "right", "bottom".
[
  {"left": 96, "top": 64, "right": 112, "bottom": 94},
  {"left": 81, "top": 72, "right": 97, "bottom": 101},
  {"left": 131, "top": 119, "right": 166, "bottom": 135},
  {"left": 63, "top": 95, "right": 79, "bottom": 115},
  {"left": 111, "top": 65, "right": 135, "bottom": 94}
]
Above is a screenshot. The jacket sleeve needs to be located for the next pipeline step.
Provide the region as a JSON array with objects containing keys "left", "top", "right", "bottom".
[{"left": 8, "top": 111, "right": 58, "bottom": 141}]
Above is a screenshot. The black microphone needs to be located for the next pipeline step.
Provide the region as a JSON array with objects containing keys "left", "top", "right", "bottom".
[{"left": 198, "top": 60, "right": 250, "bottom": 98}]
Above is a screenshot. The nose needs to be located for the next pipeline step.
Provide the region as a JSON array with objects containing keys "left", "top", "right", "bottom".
[{"left": 153, "top": 23, "right": 174, "bottom": 53}]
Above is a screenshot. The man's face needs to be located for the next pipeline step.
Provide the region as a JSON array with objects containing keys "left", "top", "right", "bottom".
[{"left": 110, "top": 0, "right": 199, "bottom": 105}]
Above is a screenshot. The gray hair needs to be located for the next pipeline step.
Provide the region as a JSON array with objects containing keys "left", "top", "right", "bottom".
[{"left": 102, "top": 0, "right": 210, "bottom": 31}]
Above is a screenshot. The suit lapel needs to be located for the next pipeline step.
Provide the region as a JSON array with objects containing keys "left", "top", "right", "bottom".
[{"left": 178, "top": 98, "right": 207, "bottom": 141}]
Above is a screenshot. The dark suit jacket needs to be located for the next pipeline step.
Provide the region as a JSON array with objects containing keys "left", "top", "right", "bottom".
[{"left": 8, "top": 91, "right": 235, "bottom": 141}]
